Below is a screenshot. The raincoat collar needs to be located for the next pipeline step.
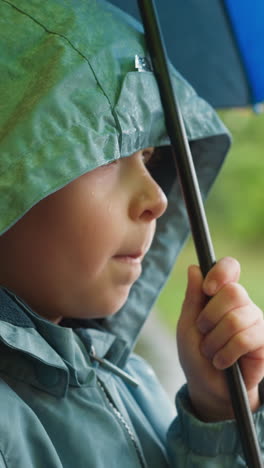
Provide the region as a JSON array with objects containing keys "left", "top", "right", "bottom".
[{"left": 0, "top": 288, "right": 122, "bottom": 396}]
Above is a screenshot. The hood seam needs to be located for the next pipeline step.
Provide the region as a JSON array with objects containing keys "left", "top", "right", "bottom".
[
  {"left": 2, "top": 0, "right": 124, "bottom": 148},
  {"left": 1, "top": 1, "right": 105, "bottom": 87}
]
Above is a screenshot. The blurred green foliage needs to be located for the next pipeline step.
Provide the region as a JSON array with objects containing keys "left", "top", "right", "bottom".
[
  {"left": 208, "top": 109, "right": 264, "bottom": 244},
  {"left": 157, "top": 109, "right": 264, "bottom": 329}
]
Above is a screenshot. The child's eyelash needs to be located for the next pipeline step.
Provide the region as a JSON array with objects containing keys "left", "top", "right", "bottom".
[
  {"left": 142, "top": 150, "right": 154, "bottom": 165},
  {"left": 107, "top": 148, "right": 164, "bottom": 169},
  {"left": 145, "top": 148, "right": 163, "bottom": 169}
]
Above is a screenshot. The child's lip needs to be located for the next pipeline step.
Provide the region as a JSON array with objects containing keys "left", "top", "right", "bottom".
[{"left": 113, "top": 251, "right": 143, "bottom": 263}]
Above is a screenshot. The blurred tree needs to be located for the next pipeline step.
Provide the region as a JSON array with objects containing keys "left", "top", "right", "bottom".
[{"left": 208, "top": 110, "right": 264, "bottom": 245}]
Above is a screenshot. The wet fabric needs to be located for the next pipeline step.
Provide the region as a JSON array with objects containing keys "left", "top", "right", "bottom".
[
  {"left": 1, "top": 289, "right": 264, "bottom": 467},
  {"left": 1, "top": 0, "right": 263, "bottom": 467},
  {"left": 0, "top": 0, "right": 229, "bottom": 236}
]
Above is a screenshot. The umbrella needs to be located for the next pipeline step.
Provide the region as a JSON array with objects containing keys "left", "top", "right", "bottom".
[
  {"left": 110, "top": 0, "right": 263, "bottom": 465},
  {"left": 110, "top": 0, "right": 264, "bottom": 110}
]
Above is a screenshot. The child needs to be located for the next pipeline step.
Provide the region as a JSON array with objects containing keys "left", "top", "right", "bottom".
[{"left": 0, "top": 0, "right": 264, "bottom": 466}]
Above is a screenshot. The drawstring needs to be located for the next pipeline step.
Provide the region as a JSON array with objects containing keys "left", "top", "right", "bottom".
[
  {"left": 89, "top": 345, "right": 138, "bottom": 387},
  {"left": 75, "top": 328, "right": 139, "bottom": 388}
]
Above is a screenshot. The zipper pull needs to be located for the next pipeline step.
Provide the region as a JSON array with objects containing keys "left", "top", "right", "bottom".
[{"left": 90, "top": 346, "right": 139, "bottom": 388}]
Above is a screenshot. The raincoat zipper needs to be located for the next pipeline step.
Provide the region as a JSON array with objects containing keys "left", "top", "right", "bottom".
[{"left": 96, "top": 377, "right": 147, "bottom": 468}]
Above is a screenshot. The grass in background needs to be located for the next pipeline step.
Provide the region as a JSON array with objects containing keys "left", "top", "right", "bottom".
[{"left": 156, "top": 109, "right": 264, "bottom": 330}]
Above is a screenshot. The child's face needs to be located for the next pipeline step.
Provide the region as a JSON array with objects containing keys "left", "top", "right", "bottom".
[{"left": 0, "top": 148, "right": 167, "bottom": 322}]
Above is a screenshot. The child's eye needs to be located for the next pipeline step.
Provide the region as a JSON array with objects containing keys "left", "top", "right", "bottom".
[
  {"left": 145, "top": 148, "right": 163, "bottom": 170},
  {"left": 142, "top": 149, "right": 154, "bottom": 166}
]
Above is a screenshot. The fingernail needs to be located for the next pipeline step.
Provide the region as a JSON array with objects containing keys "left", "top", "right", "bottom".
[
  {"left": 205, "top": 280, "right": 217, "bottom": 296},
  {"left": 213, "top": 354, "right": 226, "bottom": 370}
]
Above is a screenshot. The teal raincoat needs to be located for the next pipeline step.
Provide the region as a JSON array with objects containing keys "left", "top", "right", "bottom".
[{"left": 0, "top": 0, "right": 264, "bottom": 466}]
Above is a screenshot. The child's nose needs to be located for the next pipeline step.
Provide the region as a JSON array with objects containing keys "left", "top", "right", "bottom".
[{"left": 130, "top": 174, "right": 168, "bottom": 222}]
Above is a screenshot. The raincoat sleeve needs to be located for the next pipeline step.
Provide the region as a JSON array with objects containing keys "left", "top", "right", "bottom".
[
  {"left": 125, "top": 354, "right": 264, "bottom": 466},
  {"left": 167, "top": 384, "right": 264, "bottom": 466},
  {"left": 0, "top": 450, "right": 7, "bottom": 468}
]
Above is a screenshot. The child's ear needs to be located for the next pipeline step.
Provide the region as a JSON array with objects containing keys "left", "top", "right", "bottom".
[{"left": 148, "top": 146, "right": 175, "bottom": 196}]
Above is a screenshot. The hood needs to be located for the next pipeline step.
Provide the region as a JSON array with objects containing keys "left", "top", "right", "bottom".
[{"left": 0, "top": 0, "right": 231, "bottom": 358}]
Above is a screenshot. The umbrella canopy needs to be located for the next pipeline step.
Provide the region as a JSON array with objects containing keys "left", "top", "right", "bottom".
[{"left": 109, "top": 0, "right": 264, "bottom": 109}]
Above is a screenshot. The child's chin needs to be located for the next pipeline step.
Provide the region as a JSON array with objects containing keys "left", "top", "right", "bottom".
[
  {"left": 94, "top": 298, "right": 129, "bottom": 319},
  {"left": 94, "top": 286, "right": 132, "bottom": 317},
  {"left": 71, "top": 293, "right": 130, "bottom": 320}
]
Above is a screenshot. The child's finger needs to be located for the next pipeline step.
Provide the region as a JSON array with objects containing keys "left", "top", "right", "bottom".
[
  {"left": 203, "top": 257, "right": 241, "bottom": 296},
  {"left": 200, "top": 303, "right": 263, "bottom": 361},
  {"left": 196, "top": 282, "right": 250, "bottom": 334},
  {"left": 212, "top": 319, "right": 264, "bottom": 370},
  {"left": 180, "top": 264, "right": 206, "bottom": 323}
]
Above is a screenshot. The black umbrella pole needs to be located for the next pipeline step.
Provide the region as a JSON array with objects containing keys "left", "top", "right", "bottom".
[{"left": 137, "top": 0, "right": 263, "bottom": 466}]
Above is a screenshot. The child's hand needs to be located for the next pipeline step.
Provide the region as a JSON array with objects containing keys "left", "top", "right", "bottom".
[{"left": 177, "top": 257, "right": 264, "bottom": 422}]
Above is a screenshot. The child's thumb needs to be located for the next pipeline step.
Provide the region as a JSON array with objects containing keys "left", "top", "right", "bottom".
[{"left": 180, "top": 264, "right": 207, "bottom": 325}]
